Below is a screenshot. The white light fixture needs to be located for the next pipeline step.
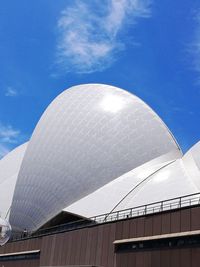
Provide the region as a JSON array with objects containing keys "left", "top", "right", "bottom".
[{"left": 0, "top": 217, "right": 11, "bottom": 246}]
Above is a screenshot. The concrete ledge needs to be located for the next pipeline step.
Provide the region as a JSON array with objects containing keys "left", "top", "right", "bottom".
[{"left": 114, "top": 229, "right": 200, "bottom": 244}]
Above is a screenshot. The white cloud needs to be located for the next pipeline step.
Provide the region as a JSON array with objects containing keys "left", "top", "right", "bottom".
[
  {"left": 56, "top": 0, "right": 151, "bottom": 73},
  {"left": 0, "top": 123, "right": 20, "bottom": 144},
  {"left": 5, "top": 87, "right": 18, "bottom": 97},
  {"left": 190, "top": 10, "right": 200, "bottom": 79},
  {"left": 0, "top": 123, "right": 23, "bottom": 159}
]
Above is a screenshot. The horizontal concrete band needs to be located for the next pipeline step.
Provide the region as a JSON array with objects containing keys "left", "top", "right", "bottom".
[
  {"left": 114, "top": 229, "right": 200, "bottom": 244},
  {"left": 42, "top": 266, "right": 100, "bottom": 267},
  {"left": 0, "top": 249, "right": 40, "bottom": 257}
]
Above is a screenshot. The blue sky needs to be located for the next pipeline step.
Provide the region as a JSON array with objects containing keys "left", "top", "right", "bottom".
[{"left": 0, "top": 0, "right": 200, "bottom": 157}]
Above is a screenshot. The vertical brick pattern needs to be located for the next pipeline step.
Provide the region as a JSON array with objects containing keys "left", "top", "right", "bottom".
[{"left": 1, "top": 206, "right": 200, "bottom": 266}]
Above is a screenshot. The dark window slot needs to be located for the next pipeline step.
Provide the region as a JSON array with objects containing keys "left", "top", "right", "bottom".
[{"left": 115, "top": 235, "right": 200, "bottom": 253}]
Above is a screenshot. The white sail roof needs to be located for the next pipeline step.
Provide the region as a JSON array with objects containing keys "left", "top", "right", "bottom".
[{"left": 8, "top": 84, "right": 181, "bottom": 230}]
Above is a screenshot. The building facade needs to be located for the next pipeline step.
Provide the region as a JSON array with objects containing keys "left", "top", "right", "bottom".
[
  {"left": 0, "top": 193, "right": 200, "bottom": 267},
  {"left": 1, "top": 84, "right": 200, "bottom": 266}
]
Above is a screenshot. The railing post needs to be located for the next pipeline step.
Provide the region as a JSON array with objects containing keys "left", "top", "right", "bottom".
[
  {"left": 160, "top": 201, "right": 163, "bottom": 212},
  {"left": 179, "top": 197, "right": 181, "bottom": 208},
  {"left": 144, "top": 205, "right": 147, "bottom": 215}
]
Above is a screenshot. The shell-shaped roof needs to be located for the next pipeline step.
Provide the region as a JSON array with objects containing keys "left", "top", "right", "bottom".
[
  {"left": 0, "top": 143, "right": 27, "bottom": 219},
  {"left": 9, "top": 84, "right": 181, "bottom": 230},
  {"left": 66, "top": 142, "right": 200, "bottom": 218}
]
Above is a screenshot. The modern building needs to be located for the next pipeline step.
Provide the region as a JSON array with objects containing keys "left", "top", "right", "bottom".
[{"left": 0, "top": 84, "right": 200, "bottom": 266}]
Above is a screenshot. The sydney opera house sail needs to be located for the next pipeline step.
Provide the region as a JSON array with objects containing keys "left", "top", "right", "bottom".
[{"left": 0, "top": 84, "right": 199, "bottom": 232}]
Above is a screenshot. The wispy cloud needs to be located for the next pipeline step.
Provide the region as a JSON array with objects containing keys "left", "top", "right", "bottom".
[
  {"left": 5, "top": 86, "right": 18, "bottom": 97},
  {"left": 0, "top": 123, "right": 20, "bottom": 144},
  {"left": 56, "top": 0, "right": 151, "bottom": 73},
  {"left": 0, "top": 123, "right": 24, "bottom": 159},
  {"left": 190, "top": 10, "right": 200, "bottom": 81}
]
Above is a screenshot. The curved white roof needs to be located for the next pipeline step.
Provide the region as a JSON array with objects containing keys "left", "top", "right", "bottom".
[
  {"left": 113, "top": 158, "right": 199, "bottom": 212},
  {"left": 65, "top": 150, "right": 181, "bottom": 217},
  {"left": 9, "top": 84, "right": 181, "bottom": 230},
  {"left": 0, "top": 143, "right": 27, "bottom": 220},
  {"left": 66, "top": 142, "right": 200, "bottom": 218},
  {"left": 182, "top": 141, "right": 200, "bottom": 190}
]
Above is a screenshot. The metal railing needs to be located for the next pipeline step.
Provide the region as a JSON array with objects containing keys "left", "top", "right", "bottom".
[
  {"left": 90, "top": 192, "right": 200, "bottom": 223},
  {"left": 11, "top": 192, "right": 200, "bottom": 241}
]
